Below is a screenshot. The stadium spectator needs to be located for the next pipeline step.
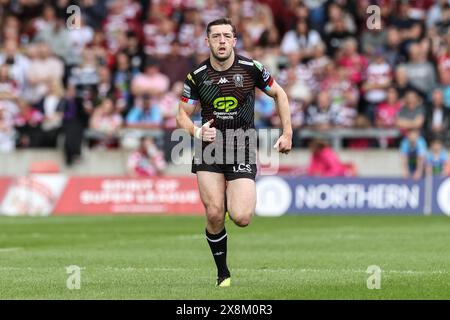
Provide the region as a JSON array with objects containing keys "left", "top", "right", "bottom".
[
  {"left": 0, "top": 39, "right": 29, "bottom": 93},
  {"left": 383, "top": 26, "right": 405, "bottom": 68},
  {"left": 159, "top": 40, "right": 194, "bottom": 87},
  {"left": 0, "top": 63, "right": 19, "bottom": 101},
  {"left": 337, "top": 38, "right": 368, "bottom": 85},
  {"left": 362, "top": 50, "right": 392, "bottom": 123},
  {"left": 393, "top": 65, "right": 422, "bottom": 100},
  {"left": 424, "top": 88, "right": 450, "bottom": 146},
  {"left": 396, "top": 90, "right": 425, "bottom": 135},
  {"left": 376, "top": 86, "right": 402, "bottom": 147},
  {"left": 305, "top": 91, "right": 339, "bottom": 131},
  {"left": 400, "top": 128, "right": 427, "bottom": 180},
  {"left": 0, "top": 103, "right": 15, "bottom": 152},
  {"left": 0, "top": 0, "right": 449, "bottom": 176},
  {"left": 280, "top": 17, "right": 322, "bottom": 58},
  {"left": 324, "top": 6, "right": 356, "bottom": 56},
  {"left": 126, "top": 94, "right": 162, "bottom": 129},
  {"left": 401, "top": 42, "right": 437, "bottom": 97},
  {"left": 89, "top": 97, "right": 123, "bottom": 148},
  {"left": 254, "top": 89, "right": 276, "bottom": 129},
  {"left": 34, "top": 17, "right": 72, "bottom": 65},
  {"left": 33, "top": 79, "right": 64, "bottom": 148},
  {"left": 13, "top": 98, "right": 44, "bottom": 148},
  {"left": 425, "top": 137, "right": 449, "bottom": 177},
  {"left": 59, "top": 84, "right": 85, "bottom": 166},
  {"left": 427, "top": 0, "right": 448, "bottom": 28},
  {"left": 96, "top": 66, "right": 114, "bottom": 106},
  {"left": 112, "top": 51, "right": 134, "bottom": 115},
  {"left": 25, "top": 42, "right": 64, "bottom": 104},
  {"left": 307, "top": 138, "right": 356, "bottom": 177},
  {"left": 127, "top": 136, "right": 166, "bottom": 177},
  {"left": 131, "top": 58, "right": 169, "bottom": 97},
  {"left": 376, "top": 87, "right": 402, "bottom": 129}
]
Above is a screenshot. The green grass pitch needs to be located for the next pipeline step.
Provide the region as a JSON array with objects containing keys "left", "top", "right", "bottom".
[{"left": 0, "top": 215, "right": 449, "bottom": 299}]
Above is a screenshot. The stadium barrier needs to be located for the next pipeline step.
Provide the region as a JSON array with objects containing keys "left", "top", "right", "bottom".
[{"left": 0, "top": 176, "right": 449, "bottom": 217}]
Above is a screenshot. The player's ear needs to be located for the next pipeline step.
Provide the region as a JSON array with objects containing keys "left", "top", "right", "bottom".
[{"left": 205, "top": 36, "right": 210, "bottom": 48}]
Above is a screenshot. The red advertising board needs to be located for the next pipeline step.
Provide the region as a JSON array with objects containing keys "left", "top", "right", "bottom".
[
  {"left": 53, "top": 176, "right": 204, "bottom": 215},
  {"left": 0, "top": 177, "right": 12, "bottom": 203}
]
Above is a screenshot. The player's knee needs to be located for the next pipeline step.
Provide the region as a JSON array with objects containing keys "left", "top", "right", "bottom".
[
  {"left": 233, "top": 214, "right": 251, "bottom": 228},
  {"left": 205, "top": 204, "right": 225, "bottom": 224}
]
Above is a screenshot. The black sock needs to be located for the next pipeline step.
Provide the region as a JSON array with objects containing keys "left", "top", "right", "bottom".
[{"left": 206, "top": 228, "right": 230, "bottom": 278}]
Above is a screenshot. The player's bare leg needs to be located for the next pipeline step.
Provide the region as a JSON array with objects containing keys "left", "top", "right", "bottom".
[
  {"left": 226, "top": 178, "right": 256, "bottom": 227},
  {"left": 197, "top": 171, "right": 231, "bottom": 286}
]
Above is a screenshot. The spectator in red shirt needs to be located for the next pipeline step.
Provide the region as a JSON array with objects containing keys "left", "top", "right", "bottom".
[
  {"left": 307, "top": 138, "right": 355, "bottom": 177},
  {"left": 127, "top": 136, "right": 166, "bottom": 177},
  {"left": 337, "top": 38, "right": 368, "bottom": 85}
]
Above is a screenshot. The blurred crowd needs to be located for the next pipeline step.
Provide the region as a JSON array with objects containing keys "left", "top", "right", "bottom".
[{"left": 0, "top": 0, "right": 450, "bottom": 171}]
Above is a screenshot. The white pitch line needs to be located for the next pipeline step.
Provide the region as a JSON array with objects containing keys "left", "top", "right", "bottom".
[
  {"left": 0, "top": 265, "right": 447, "bottom": 276},
  {"left": 0, "top": 247, "right": 23, "bottom": 253}
]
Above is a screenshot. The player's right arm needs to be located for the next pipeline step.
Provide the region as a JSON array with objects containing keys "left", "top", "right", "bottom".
[
  {"left": 176, "top": 100, "right": 198, "bottom": 137},
  {"left": 176, "top": 73, "right": 215, "bottom": 141}
]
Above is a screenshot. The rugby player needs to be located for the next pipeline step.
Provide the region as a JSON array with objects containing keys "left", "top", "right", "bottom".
[{"left": 176, "top": 18, "right": 292, "bottom": 287}]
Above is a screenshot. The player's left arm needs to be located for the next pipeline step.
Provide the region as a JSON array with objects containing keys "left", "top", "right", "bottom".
[{"left": 265, "top": 80, "right": 293, "bottom": 154}]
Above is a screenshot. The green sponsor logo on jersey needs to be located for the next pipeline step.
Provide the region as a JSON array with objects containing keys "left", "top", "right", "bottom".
[{"left": 213, "top": 96, "right": 238, "bottom": 112}]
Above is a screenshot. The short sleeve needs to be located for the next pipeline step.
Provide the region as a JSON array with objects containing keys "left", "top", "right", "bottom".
[
  {"left": 417, "top": 138, "right": 427, "bottom": 156},
  {"left": 400, "top": 139, "right": 409, "bottom": 155},
  {"left": 180, "top": 72, "right": 199, "bottom": 105},
  {"left": 253, "top": 60, "right": 274, "bottom": 93}
]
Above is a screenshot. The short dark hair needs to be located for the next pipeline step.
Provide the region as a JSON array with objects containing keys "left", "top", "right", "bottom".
[{"left": 206, "top": 18, "right": 236, "bottom": 37}]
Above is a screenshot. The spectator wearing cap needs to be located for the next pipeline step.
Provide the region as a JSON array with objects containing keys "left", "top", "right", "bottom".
[{"left": 131, "top": 58, "right": 169, "bottom": 97}]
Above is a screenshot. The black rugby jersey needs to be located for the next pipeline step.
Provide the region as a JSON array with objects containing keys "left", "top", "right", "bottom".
[
  {"left": 181, "top": 54, "right": 274, "bottom": 164},
  {"left": 181, "top": 54, "right": 274, "bottom": 132}
]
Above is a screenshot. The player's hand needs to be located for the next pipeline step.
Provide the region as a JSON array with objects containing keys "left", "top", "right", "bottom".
[
  {"left": 274, "top": 133, "right": 292, "bottom": 154},
  {"left": 196, "top": 119, "right": 216, "bottom": 142}
]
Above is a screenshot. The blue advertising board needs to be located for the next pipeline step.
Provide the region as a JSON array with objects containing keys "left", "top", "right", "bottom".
[
  {"left": 431, "top": 177, "right": 450, "bottom": 216},
  {"left": 255, "top": 176, "right": 425, "bottom": 216}
]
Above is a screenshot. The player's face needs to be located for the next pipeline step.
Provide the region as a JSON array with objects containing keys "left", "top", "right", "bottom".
[{"left": 206, "top": 24, "right": 236, "bottom": 62}]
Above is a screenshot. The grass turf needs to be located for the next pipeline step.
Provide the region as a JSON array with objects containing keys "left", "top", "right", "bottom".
[{"left": 0, "top": 215, "right": 449, "bottom": 299}]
